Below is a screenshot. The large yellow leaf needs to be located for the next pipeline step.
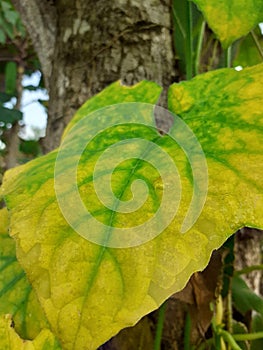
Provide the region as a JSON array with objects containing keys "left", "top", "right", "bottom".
[
  {"left": 1, "top": 67, "right": 263, "bottom": 350},
  {"left": 192, "top": 0, "right": 263, "bottom": 48},
  {"left": 0, "top": 208, "right": 49, "bottom": 339},
  {"left": 168, "top": 64, "right": 263, "bottom": 242},
  {"left": 0, "top": 314, "right": 61, "bottom": 349}
]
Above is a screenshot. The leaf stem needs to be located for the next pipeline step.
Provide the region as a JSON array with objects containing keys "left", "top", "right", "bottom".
[
  {"left": 250, "top": 29, "right": 263, "bottom": 59},
  {"left": 186, "top": 0, "right": 193, "bottom": 80},
  {"left": 154, "top": 301, "right": 167, "bottom": 350},
  {"left": 194, "top": 20, "right": 206, "bottom": 75},
  {"left": 233, "top": 331, "right": 263, "bottom": 341},
  {"left": 225, "top": 46, "right": 232, "bottom": 68}
]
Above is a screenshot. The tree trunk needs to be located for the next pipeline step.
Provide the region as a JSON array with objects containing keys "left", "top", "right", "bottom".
[{"left": 12, "top": 0, "right": 176, "bottom": 153}]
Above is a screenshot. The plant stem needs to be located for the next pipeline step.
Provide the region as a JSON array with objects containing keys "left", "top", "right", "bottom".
[
  {"left": 226, "top": 291, "right": 233, "bottom": 350},
  {"left": 235, "top": 264, "right": 263, "bottom": 275},
  {"left": 196, "top": 338, "right": 214, "bottom": 350},
  {"left": 225, "top": 46, "right": 232, "bottom": 68},
  {"left": 154, "top": 301, "right": 167, "bottom": 350},
  {"left": 186, "top": 0, "right": 193, "bottom": 80},
  {"left": 194, "top": 20, "right": 206, "bottom": 75},
  {"left": 226, "top": 291, "right": 233, "bottom": 332},
  {"left": 219, "top": 330, "right": 242, "bottom": 350},
  {"left": 233, "top": 332, "right": 263, "bottom": 341},
  {"left": 184, "top": 312, "right": 191, "bottom": 350},
  {"left": 250, "top": 29, "right": 263, "bottom": 59}
]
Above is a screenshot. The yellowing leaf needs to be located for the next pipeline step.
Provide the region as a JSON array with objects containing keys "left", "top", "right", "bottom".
[
  {"left": 168, "top": 63, "right": 263, "bottom": 235},
  {"left": 63, "top": 80, "right": 162, "bottom": 137},
  {"left": 1, "top": 67, "right": 263, "bottom": 350},
  {"left": 0, "top": 208, "right": 49, "bottom": 339},
  {"left": 0, "top": 314, "right": 61, "bottom": 349},
  {"left": 0, "top": 207, "right": 8, "bottom": 234},
  {"left": 192, "top": 0, "right": 263, "bottom": 47}
]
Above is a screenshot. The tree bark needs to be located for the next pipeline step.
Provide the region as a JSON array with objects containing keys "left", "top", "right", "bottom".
[{"left": 13, "top": 0, "right": 176, "bottom": 153}]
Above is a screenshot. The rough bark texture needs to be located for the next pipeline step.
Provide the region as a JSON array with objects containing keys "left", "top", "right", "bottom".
[
  {"left": 235, "top": 228, "right": 262, "bottom": 295},
  {"left": 11, "top": 0, "right": 57, "bottom": 89},
  {"left": 13, "top": 0, "right": 176, "bottom": 153}
]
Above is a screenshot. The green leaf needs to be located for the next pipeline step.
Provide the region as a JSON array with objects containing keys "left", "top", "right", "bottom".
[
  {"left": 0, "top": 28, "right": 6, "bottom": 44},
  {"left": 233, "top": 26, "right": 263, "bottom": 68},
  {"left": 232, "top": 275, "right": 263, "bottom": 316},
  {"left": 172, "top": 0, "right": 203, "bottom": 76},
  {"left": 251, "top": 314, "right": 263, "bottom": 350},
  {"left": 16, "top": 19, "right": 26, "bottom": 38},
  {"left": 0, "top": 106, "right": 22, "bottom": 124},
  {"left": 5, "top": 62, "right": 17, "bottom": 95},
  {"left": 19, "top": 140, "right": 41, "bottom": 157},
  {"left": 1, "top": 65, "right": 263, "bottom": 350},
  {"left": 232, "top": 321, "right": 249, "bottom": 350},
  {"left": 0, "top": 208, "right": 50, "bottom": 339},
  {"left": 1, "top": 0, "right": 19, "bottom": 25},
  {"left": 191, "top": 0, "right": 263, "bottom": 48},
  {"left": 0, "top": 314, "right": 61, "bottom": 350},
  {"left": 0, "top": 92, "right": 13, "bottom": 104},
  {"left": 2, "top": 18, "right": 14, "bottom": 39},
  {"left": 4, "top": 10, "right": 19, "bottom": 26},
  {"left": 1, "top": 1, "right": 12, "bottom": 12}
]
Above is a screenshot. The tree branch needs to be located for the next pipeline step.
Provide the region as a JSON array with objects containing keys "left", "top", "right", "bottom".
[{"left": 11, "top": 0, "right": 57, "bottom": 90}]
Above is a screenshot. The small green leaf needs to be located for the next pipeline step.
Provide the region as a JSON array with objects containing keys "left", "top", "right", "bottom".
[
  {"left": 0, "top": 106, "right": 22, "bottom": 124},
  {"left": 0, "top": 92, "right": 13, "bottom": 104},
  {"left": 191, "top": 0, "right": 263, "bottom": 48},
  {"left": 5, "top": 62, "right": 17, "bottom": 95},
  {"left": 251, "top": 314, "right": 263, "bottom": 350},
  {"left": 1, "top": 0, "right": 19, "bottom": 26},
  {"left": 232, "top": 321, "right": 249, "bottom": 350},
  {"left": 19, "top": 140, "right": 41, "bottom": 157},
  {"left": 0, "top": 28, "right": 6, "bottom": 44},
  {"left": 16, "top": 19, "right": 26, "bottom": 38},
  {"left": 1, "top": 1, "right": 12, "bottom": 12},
  {"left": 2, "top": 19, "right": 14, "bottom": 39},
  {"left": 0, "top": 208, "right": 50, "bottom": 339},
  {"left": 232, "top": 276, "right": 263, "bottom": 316},
  {"left": 4, "top": 11, "right": 19, "bottom": 26},
  {"left": 233, "top": 27, "right": 263, "bottom": 68}
]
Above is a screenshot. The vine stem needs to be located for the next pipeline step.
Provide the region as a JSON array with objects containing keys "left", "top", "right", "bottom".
[
  {"left": 250, "top": 30, "right": 263, "bottom": 59},
  {"left": 226, "top": 291, "right": 233, "bottom": 350},
  {"left": 219, "top": 330, "right": 242, "bottom": 350},
  {"left": 233, "top": 331, "right": 263, "bottom": 341},
  {"left": 153, "top": 301, "right": 167, "bottom": 350}
]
